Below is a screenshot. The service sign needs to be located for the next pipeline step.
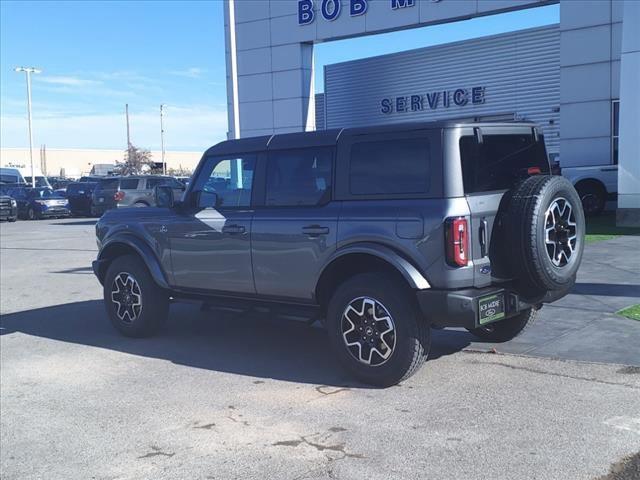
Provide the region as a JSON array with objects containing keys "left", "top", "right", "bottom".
[{"left": 381, "top": 86, "right": 486, "bottom": 114}]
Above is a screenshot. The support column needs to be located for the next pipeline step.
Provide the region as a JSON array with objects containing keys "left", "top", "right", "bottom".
[{"left": 617, "top": 0, "right": 640, "bottom": 226}]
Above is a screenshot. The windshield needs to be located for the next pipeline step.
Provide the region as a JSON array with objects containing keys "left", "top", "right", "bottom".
[{"left": 23, "top": 176, "right": 51, "bottom": 188}]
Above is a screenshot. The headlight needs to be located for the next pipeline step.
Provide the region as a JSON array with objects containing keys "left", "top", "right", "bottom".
[{"left": 10, "top": 199, "right": 17, "bottom": 207}]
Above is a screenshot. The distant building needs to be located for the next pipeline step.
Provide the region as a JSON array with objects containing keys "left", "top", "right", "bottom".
[{"left": 0, "top": 148, "right": 202, "bottom": 178}]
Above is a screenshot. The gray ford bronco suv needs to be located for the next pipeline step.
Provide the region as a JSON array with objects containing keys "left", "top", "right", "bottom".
[{"left": 93, "top": 121, "right": 585, "bottom": 386}]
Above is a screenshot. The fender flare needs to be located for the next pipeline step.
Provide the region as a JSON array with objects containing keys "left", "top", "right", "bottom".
[
  {"left": 319, "top": 242, "right": 431, "bottom": 291},
  {"left": 96, "top": 234, "right": 169, "bottom": 289}
]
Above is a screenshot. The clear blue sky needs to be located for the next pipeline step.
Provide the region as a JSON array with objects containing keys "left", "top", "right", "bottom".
[{"left": 0, "top": 1, "right": 558, "bottom": 151}]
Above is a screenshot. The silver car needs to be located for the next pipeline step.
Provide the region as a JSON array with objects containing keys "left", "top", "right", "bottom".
[{"left": 114, "top": 175, "right": 184, "bottom": 208}]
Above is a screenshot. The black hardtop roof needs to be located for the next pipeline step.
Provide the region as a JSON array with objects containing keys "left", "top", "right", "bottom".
[{"left": 205, "top": 121, "right": 539, "bottom": 156}]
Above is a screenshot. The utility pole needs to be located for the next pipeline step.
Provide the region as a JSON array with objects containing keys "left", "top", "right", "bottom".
[
  {"left": 14, "top": 66, "right": 41, "bottom": 187},
  {"left": 125, "top": 103, "right": 131, "bottom": 148},
  {"left": 160, "top": 104, "right": 166, "bottom": 175}
]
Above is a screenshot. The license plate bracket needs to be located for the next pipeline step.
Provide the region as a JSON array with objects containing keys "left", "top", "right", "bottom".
[{"left": 478, "top": 292, "right": 506, "bottom": 325}]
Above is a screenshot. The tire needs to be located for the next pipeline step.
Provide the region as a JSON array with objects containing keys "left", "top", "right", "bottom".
[
  {"left": 8, "top": 217, "right": 17, "bottom": 222},
  {"left": 575, "top": 181, "right": 606, "bottom": 216},
  {"left": 467, "top": 308, "right": 537, "bottom": 343},
  {"left": 103, "top": 254, "right": 169, "bottom": 338},
  {"left": 27, "top": 207, "right": 38, "bottom": 220},
  {"left": 326, "top": 273, "right": 430, "bottom": 387},
  {"left": 505, "top": 176, "right": 585, "bottom": 299}
]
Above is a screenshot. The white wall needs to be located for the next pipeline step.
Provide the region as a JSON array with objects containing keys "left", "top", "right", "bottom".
[
  {"left": 559, "top": 0, "right": 622, "bottom": 168},
  {"left": 617, "top": 0, "right": 640, "bottom": 216}
]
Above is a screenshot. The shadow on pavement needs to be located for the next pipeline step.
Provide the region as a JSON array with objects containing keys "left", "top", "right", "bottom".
[
  {"left": 572, "top": 282, "right": 640, "bottom": 298},
  {"left": 52, "top": 220, "right": 97, "bottom": 226},
  {"left": 0, "top": 300, "right": 471, "bottom": 387}
]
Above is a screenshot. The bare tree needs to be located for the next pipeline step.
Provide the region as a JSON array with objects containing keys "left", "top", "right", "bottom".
[{"left": 115, "top": 144, "right": 154, "bottom": 175}]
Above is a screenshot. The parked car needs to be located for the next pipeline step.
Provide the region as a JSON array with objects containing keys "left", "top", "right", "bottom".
[
  {"left": 562, "top": 164, "right": 617, "bottom": 216},
  {"left": 115, "top": 175, "right": 185, "bottom": 208},
  {"left": 10, "top": 187, "right": 70, "bottom": 220},
  {"left": 90, "top": 177, "right": 121, "bottom": 216},
  {"left": 66, "top": 182, "right": 98, "bottom": 216},
  {"left": 47, "top": 177, "right": 75, "bottom": 191},
  {"left": 0, "top": 194, "right": 18, "bottom": 222},
  {"left": 92, "top": 121, "right": 585, "bottom": 387}
]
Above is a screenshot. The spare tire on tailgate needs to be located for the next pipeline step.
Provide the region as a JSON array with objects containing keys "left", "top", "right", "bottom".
[{"left": 504, "top": 175, "right": 585, "bottom": 299}]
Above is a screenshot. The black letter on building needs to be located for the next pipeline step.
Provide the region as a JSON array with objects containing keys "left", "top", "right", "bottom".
[
  {"left": 472, "top": 86, "right": 485, "bottom": 104},
  {"left": 381, "top": 98, "right": 392, "bottom": 114},
  {"left": 453, "top": 88, "right": 468, "bottom": 106},
  {"left": 410, "top": 95, "right": 423, "bottom": 111}
]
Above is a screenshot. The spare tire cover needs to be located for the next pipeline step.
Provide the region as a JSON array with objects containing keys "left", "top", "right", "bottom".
[{"left": 505, "top": 175, "right": 585, "bottom": 298}]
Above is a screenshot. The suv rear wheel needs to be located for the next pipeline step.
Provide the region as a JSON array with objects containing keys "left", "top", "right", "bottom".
[
  {"left": 466, "top": 308, "right": 537, "bottom": 343},
  {"left": 103, "top": 254, "right": 169, "bottom": 337},
  {"left": 326, "top": 273, "right": 430, "bottom": 387}
]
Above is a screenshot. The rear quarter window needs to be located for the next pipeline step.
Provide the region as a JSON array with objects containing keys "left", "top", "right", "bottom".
[
  {"left": 460, "top": 133, "right": 550, "bottom": 193},
  {"left": 119, "top": 178, "right": 139, "bottom": 190},
  {"left": 349, "top": 137, "right": 430, "bottom": 195}
]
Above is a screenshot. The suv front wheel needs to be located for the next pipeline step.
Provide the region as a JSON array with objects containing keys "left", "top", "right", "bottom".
[
  {"left": 326, "top": 273, "right": 430, "bottom": 387},
  {"left": 103, "top": 254, "right": 169, "bottom": 337}
]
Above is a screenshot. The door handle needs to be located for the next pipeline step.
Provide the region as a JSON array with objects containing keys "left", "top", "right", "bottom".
[
  {"left": 222, "top": 224, "right": 246, "bottom": 234},
  {"left": 302, "top": 225, "right": 329, "bottom": 236},
  {"left": 479, "top": 219, "right": 488, "bottom": 257}
]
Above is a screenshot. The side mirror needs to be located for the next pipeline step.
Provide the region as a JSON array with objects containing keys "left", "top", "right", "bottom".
[
  {"left": 155, "top": 185, "right": 174, "bottom": 208},
  {"left": 195, "top": 190, "right": 218, "bottom": 209}
]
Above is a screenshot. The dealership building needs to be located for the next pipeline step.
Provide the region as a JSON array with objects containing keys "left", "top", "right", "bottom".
[{"left": 224, "top": 0, "right": 639, "bottom": 224}]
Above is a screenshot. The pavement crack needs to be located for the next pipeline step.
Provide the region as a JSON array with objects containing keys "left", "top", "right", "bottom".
[
  {"left": 469, "top": 360, "right": 640, "bottom": 390},
  {"left": 315, "top": 385, "right": 350, "bottom": 396},
  {"left": 137, "top": 445, "right": 175, "bottom": 459},
  {"left": 272, "top": 432, "right": 364, "bottom": 459}
]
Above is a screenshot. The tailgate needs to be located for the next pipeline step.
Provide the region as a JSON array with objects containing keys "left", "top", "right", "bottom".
[{"left": 465, "top": 192, "right": 504, "bottom": 288}]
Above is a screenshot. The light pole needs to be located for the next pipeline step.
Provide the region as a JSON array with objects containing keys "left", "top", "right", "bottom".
[
  {"left": 14, "top": 66, "right": 41, "bottom": 187},
  {"left": 160, "top": 104, "right": 166, "bottom": 175}
]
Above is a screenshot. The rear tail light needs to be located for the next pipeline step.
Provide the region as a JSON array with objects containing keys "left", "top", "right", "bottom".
[
  {"left": 527, "top": 166, "right": 542, "bottom": 175},
  {"left": 445, "top": 217, "right": 469, "bottom": 267},
  {"left": 114, "top": 191, "right": 125, "bottom": 202}
]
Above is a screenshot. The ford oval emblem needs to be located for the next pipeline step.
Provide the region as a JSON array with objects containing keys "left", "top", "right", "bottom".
[{"left": 480, "top": 266, "right": 492, "bottom": 275}]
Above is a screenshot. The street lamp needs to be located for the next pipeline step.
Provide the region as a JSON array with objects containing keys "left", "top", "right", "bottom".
[
  {"left": 160, "top": 104, "right": 166, "bottom": 175},
  {"left": 14, "top": 66, "right": 41, "bottom": 188}
]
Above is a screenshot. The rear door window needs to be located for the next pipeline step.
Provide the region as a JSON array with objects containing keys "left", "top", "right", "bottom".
[
  {"left": 460, "top": 133, "right": 550, "bottom": 193},
  {"left": 349, "top": 137, "right": 430, "bottom": 195},
  {"left": 265, "top": 148, "right": 332, "bottom": 207}
]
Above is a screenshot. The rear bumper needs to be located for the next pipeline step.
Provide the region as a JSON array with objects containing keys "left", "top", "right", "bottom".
[{"left": 417, "top": 285, "right": 535, "bottom": 329}]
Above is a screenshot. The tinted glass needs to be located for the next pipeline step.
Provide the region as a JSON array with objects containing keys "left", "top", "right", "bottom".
[
  {"left": 266, "top": 148, "right": 332, "bottom": 207},
  {"left": 1, "top": 174, "right": 19, "bottom": 183},
  {"left": 349, "top": 138, "right": 430, "bottom": 195},
  {"left": 119, "top": 178, "right": 139, "bottom": 190},
  {"left": 96, "top": 178, "right": 119, "bottom": 190},
  {"left": 460, "top": 133, "right": 550, "bottom": 193},
  {"left": 199, "top": 156, "right": 256, "bottom": 208}
]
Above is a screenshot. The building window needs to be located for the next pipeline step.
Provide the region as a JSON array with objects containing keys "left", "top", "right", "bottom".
[{"left": 612, "top": 100, "right": 619, "bottom": 165}]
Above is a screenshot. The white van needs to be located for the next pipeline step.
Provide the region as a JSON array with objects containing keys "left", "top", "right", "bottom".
[
  {"left": 16, "top": 166, "right": 51, "bottom": 188},
  {"left": 0, "top": 167, "right": 26, "bottom": 185}
]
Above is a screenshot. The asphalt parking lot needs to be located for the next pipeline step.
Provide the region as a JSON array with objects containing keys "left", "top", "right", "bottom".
[{"left": 1, "top": 218, "right": 639, "bottom": 480}]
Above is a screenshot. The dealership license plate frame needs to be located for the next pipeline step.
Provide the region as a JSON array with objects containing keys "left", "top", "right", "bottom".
[{"left": 478, "top": 292, "right": 506, "bottom": 325}]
